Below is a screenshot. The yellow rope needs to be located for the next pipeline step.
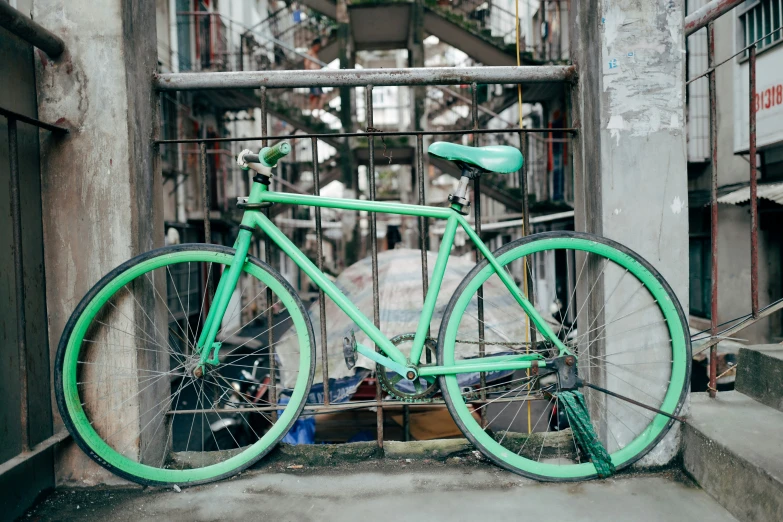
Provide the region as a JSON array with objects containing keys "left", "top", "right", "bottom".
[{"left": 515, "top": 0, "right": 532, "bottom": 435}]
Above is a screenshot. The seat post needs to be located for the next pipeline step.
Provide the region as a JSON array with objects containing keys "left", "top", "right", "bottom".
[
  {"left": 448, "top": 166, "right": 476, "bottom": 212},
  {"left": 450, "top": 176, "right": 470, "bottom": 205}
]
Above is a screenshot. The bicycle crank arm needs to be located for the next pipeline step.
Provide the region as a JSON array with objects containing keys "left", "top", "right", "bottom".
[{"left": 580, "top": 381, "right": 686, "bottom": 423}]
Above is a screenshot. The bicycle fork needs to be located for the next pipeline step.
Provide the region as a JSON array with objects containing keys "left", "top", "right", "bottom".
[{"left": 193, "top": 227, "right": 255, "bottom": 374}]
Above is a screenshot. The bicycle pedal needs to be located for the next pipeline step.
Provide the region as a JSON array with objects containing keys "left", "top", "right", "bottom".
[{"left": 343, "top": 330, "right": 357, "bottom": 370}]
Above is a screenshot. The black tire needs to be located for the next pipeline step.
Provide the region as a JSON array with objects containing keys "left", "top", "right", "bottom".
[{"left": 55, "top": 243, "right": 316, "bottom": 487}]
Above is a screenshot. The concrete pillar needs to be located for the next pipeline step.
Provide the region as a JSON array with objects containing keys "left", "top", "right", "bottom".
[
  {"left": 569, "top": 1, "right": 688, "bottom": 464},
  {"left": 34, "top": 1, "right": 163, "bottom": 484}
]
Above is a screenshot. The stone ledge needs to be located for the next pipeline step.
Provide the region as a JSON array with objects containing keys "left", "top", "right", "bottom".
[
  {"left": 736, "top": 345, "right": 783, "bottom": 412},
  {"left": 683, "top": 391, "right": 783, "bottom": 522}
]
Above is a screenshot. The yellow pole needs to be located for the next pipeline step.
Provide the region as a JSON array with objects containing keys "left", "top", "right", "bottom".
[{"left": 515, "top": 0, "right": 532, "bottom": 435}]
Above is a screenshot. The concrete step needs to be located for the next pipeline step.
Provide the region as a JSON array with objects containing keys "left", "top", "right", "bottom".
[
  {"left": 736, "top": 344, "right": 783, "bottom": 412},
  {"left": 683, "top": 391, "right": 783, "bottom": 522}
]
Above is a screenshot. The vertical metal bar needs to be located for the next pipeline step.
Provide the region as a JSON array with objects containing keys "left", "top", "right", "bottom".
[
  {"left": 409, "top": 131, "right": 429, "bottom": 442},
  {"left": 201, "top": 141, "right": 210, "bottom": 244},
  {"left": 519, "top": 131, "right": 536, "bottom": 328},
  {"left": 260, "top": 86, "right": 268, "bottom": 146},
  {"left": 201, "top": 139, "right": 217, "bottom": 317},
  {"left": 8, "top": 118, "right": 29, "bottom": 452},
  {"left": 260, "top": 86, "right": 277, "bottom": 416},
  {"left": 312, "top": 137, "right": 330, "bottom": 405},
  {"left": 708, "top": 22, "right": 719, "bottom": 398},
  {"left": 366, "top": 85, "right": 384, "bottom": 448},
  {"left": 403, "top": 405, "right": 411, "bottom": 442},
  {"left": 239, "top": 34, "right": 244, "bottom": 71},
  {"left": 471, "top": 82, "right": 487, "bottom": 426},
  {"left": 520, "top": 140, "right": 538, "bottom": 330},
  {"left": 749, "top": 44, "right": 759, "bottom": 318},
  {"left": 416, "top": 134, "right": 430, "bottom": 362},
  {"left": 519, "top": 130, "right": 536, "bottom": 434}
]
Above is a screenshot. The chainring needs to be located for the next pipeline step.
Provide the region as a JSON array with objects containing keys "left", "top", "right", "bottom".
[{"left": 377, "top": 333, "right": 439, "bottom": 402}]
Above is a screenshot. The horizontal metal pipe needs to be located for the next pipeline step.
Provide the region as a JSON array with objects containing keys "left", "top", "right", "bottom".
[
  {"left": 0, "top": 430, "right": 70, "bottom": 477},
  {"left": 0, "top": 106, "right": 69, "bottom": 133},
  {"left": 684, "top": 0, "right": 743, "bottom": 37},
  {"left": 155, "top": 65, "right": 576, "bottom": 91},
  {"left": 694, "top": 298, "right": 783, "bottom": 355},
  {"left": 164, "top": 396, "right": 556, "bottom": 417},
  {"left": 259, "top": 191, "right": 454, "bottom": 219},
  {"left": 0, "top": 1, "right": 65, "bottom": 58},
  {"left": 155, "top": 126, "right": 577, "bottom": 145}
]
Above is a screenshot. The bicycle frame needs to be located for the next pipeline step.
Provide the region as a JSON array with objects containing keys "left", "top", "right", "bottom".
[{"left": 195, "top": 179, "right": 571, "bottom": 377}]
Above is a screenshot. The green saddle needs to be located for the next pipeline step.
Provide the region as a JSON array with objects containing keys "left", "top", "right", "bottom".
[{"left": 428, "top": 142, "right": 524, "bottom": 174}]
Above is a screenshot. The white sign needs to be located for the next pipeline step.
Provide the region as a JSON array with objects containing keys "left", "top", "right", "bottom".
[{"left": 735, "top": 45, "right": 783, "bottom": 152}]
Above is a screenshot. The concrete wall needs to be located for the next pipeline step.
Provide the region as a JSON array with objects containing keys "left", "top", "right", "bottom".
[
  {"left": 33, "top": 0, "right": 163, "bottom": 485},
  {"left": 570, "top": 0, "right": 689, "bottom": 465},
  {"left": 0, "top": 0, "right": 55, "bottom": 516}
]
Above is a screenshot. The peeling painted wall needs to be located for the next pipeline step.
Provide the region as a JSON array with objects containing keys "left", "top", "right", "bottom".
[{"left": 601, "top": 1, "right": 684, "bottom": 143}]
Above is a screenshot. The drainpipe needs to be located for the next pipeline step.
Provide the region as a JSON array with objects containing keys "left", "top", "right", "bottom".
[{"left": 0, "top": 1, "right": 65, "bottom": 58}]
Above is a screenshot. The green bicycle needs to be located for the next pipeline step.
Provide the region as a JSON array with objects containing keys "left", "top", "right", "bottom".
[{"left": 55, "top": 141, "right": 690, "bottom": 486}]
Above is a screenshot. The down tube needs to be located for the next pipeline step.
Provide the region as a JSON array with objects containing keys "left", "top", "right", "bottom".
[{"left": 248, "top": 211, "right": 407, "bottom": 366}]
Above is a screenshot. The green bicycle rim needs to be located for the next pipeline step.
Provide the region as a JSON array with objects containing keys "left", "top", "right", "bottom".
[
  {"left": 439, "top": 233, "right": 689, "bottom": 480},
  {"left": 56, "top": 247, "right": 313, "bottom": 485}
]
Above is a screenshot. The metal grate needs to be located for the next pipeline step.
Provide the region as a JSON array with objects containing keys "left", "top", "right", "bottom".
[
  {"left": 739, "top": 0, "right": 783, "bottom": 57},
  {"left": 154, "top": 65, "right": 576, "bottom": 445}
]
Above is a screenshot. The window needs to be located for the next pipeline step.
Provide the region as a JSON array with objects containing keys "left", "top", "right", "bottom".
[
  {"left": 686, "top": 0, "right": 710, "bottom": 162},
  {"left": 739, "top": 0, "right": 783, "bottom": 57},
  {"left": 689, "top": 208, "right": 712, "bottom": 318}
]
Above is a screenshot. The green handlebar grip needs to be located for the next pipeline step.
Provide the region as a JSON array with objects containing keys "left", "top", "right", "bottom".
[{"left": 261, "top": 142, "right": 291, "bottom": 166}]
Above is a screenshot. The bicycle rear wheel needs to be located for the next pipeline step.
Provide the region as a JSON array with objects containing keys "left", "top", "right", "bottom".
[
  {"left": 438, "top": 231, "right": 690, "bottom": 481},
  {"left": 55, "top": 244, "right": 315, "bottom": 486}
]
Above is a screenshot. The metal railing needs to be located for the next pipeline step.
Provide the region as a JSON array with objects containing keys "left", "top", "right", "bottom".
[
  {"left": 0, "top": 106, "right": 70, "bottom": 474},
  {"left": 427, "top": 0, "right": 519, "bottom": 43},
  {"left": 241, "top": 5, "right": 335, "bottom": 71},
  {"left": 685, "top": 0, "right": 783, "bottom": 396},
  {"left": 154, "top": 65, "right": 576, "bottom": 445}
]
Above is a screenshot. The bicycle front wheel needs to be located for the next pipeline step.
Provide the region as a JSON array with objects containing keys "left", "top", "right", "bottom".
[
  {"left": 55, "top": 244, "right": 315, "bottom": 486},
  {"left": 438, "top": 231, "right": 690, "bottom": 481}
]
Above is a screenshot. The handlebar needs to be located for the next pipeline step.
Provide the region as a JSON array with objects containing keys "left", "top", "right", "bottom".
[
  {"left": 238, "top": 142, "right": 291, "bottom": 169},
  {"left": 262, "top": 142, "right": 291, "bottom": 165}
]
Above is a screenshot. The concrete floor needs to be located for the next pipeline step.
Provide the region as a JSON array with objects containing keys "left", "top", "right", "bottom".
[{"left": 24, "top": 461, "right": 737, "bottom": 521}]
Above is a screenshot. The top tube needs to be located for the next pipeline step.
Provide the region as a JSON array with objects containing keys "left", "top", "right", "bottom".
[{"left": 258, "top": 190, "right": 455, "bottom": 219}]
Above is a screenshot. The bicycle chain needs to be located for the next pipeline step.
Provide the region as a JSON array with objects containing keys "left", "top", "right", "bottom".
[{"left": 376, "top": 335, "right": 559, "bottom": 402}]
